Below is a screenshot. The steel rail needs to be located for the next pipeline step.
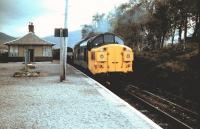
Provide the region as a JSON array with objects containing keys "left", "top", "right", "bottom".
[
  {"left": 128, "top": 89, "right": 194, "bottom": 129},
  {"left": 143, "top": 90, "right": 199, "bottom": 118}
]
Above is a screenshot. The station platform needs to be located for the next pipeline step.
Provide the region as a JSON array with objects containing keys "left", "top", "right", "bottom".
[{"left": 0, "top": 62, "right": 162, "bottom": 129}]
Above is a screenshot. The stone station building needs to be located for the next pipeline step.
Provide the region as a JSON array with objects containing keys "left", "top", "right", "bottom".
[{"left": 4, "top": 23, "right": 54, "bottom": 62}]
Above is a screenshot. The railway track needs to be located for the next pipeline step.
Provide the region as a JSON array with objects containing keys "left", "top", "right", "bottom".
[
  {"left": 153, "top": 89, "right": 199, "bottom": 114},
  {"left": 126, "top": 85, "right": 199, "bottom": 129}
]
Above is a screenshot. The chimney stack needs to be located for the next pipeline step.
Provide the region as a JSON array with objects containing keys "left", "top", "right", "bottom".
[{"left": 28, "top": 22, "right": 34, "bottom": 33}]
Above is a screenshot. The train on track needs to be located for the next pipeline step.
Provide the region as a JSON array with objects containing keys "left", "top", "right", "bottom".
[{"left": 73, "top": 32, "right": 134, "bottom": 75}]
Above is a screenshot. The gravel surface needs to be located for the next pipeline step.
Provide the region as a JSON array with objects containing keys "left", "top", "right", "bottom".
[{"left": 0, "top": 62, "right": 161, "bottom": 129}]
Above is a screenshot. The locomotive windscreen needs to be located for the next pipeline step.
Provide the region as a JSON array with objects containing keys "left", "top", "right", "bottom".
[
  {"left": 88, "top": 33, "right": 124, "bottom": 50},
  {"left": 104, "top": 34, "right": 114, "bottom": 43}
]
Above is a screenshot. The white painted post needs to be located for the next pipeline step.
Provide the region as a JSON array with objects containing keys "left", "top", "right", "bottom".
[
  {"left": 25, "top": 49, "right": 28, "bottom": 72},
  {"left": 60, "top": 29, "right": 64, "bottom": 81},
  {"left": 59, "top": 0, "right": 68, "bottom": 82},
  {"left": 63, "top": 0, "right": 68, "bottom": 81}
]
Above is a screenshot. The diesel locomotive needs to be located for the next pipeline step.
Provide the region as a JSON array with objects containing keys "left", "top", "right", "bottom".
[{"left": 73, "top": 33, "right": 134, "bottom": 75}]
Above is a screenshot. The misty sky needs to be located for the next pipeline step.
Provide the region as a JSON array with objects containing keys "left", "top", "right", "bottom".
[{"left": 0, "top": 0, "right": 128, "bottom": 37}]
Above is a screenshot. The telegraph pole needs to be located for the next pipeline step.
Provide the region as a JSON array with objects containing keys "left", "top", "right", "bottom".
[
  {"left": 54, "top": 0, "right": 68, "bottom": 82},
  {"left": 63, "top": 0, "right": 68, "bottom": 81},
  {"left": 60, "top": 28, "right": 64, "bottom": 81}
]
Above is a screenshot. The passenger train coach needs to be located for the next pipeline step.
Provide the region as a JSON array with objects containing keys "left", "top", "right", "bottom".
[{"left": 73, "top": 33, "right": 134, "bottom": 75}]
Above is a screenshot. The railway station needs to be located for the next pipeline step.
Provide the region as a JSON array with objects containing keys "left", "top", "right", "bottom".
[
  {"left": 0, "top": 62, "right": 161, "bottom": 129},
  {"left": 0, "top": 0, "right": 200, "bottom": 129}
]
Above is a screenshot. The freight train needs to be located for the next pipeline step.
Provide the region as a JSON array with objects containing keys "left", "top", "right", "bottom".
[{"left": 73, "top": 32, "right": 134, "bottom": 75}]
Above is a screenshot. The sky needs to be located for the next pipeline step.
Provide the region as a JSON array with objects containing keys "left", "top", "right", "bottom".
[{"left": 0, "top": 0, "right": 128, "bottom": 37}]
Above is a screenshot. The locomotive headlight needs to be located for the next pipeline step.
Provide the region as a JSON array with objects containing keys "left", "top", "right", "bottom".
[
  {"left": 123, "top": 51, "right": 133, "bottom": 61},
  {"left": 96, "top": 52, "right": 107, "bottom": 62},
  {"left": 126, "top": 54, "right": 130, "bottom": 58},
  {"left": 100, "top": 54, "right": 104, "bottom": 59}
]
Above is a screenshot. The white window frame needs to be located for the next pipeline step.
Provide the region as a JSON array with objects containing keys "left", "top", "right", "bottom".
[{"left": 43, "top": 46, "right": 52, "bottom": 57}]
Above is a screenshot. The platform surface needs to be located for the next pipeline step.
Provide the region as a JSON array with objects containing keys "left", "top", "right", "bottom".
[{"left": 0, "top": 62, "right": 162, "bottom": 129}]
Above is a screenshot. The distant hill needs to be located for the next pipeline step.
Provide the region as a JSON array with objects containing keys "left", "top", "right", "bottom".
[
  {"left": 43, "top": 30, "right": 82, "bottom": 49},
  {"left": 0, "top": 32, "right": 16, "bottom": 44},
  {"left": 0, "top": 32, "right": 16, "bottom": 52}
]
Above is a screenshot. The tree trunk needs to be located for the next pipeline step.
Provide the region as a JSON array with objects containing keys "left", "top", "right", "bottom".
[
  {"left": 193, "top": 13, "right": 200, "bottom": 39},
  {"left": 183, "top": 15, "right": 188, "bottom": 50},
  {"left": 184, "top": 16, "right": 188, "bottom": 43},
  {"left": 199, "top": 42, "right": 200, "bottom": 54},
  {"left": 158, "top": 37, "right": 162, "bottom": 49},
  {"left": 171, "top": 26, "right": 176, "bottom": 46},
  {"left": 178, "top": 25, "right": 182, "bottom": 43},
  {"left": 195, "top": 14, "right": 200, "bottom": 54},
  {"left": 161, "top": 33, "right": 166, "bottom": 48},
  {"left": 198, "top": 24, "right": 200, "bottom": 55}
]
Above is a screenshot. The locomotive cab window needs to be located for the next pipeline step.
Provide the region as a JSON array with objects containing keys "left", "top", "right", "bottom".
[
  {"left": 104, "top": 34, "right": 114, "bottom": 43},
  {"left": 87, "top": 33, "right": 125, "bottom": 50},
  {"left": 88, "top": 36, "right": 104, "bottom": 50},
  {"left": 93, "top": 36, "right": 103, "bottom": 46}
]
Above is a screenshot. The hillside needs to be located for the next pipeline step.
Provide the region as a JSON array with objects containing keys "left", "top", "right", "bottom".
[
  {"left": 129, "top": 43, "right": 200, "bottom": 104},
  {"left": 0, "top": 32, "right": 16, "bottom": 52},
  {"left": 43, "top": 30, "right": 81, "bottom": 48},
  {"left": 0, "top": 32, "right": 15, "bottom": 43},
  {"left": 0, "top": 32, "right": 15, "bottom": 44}
]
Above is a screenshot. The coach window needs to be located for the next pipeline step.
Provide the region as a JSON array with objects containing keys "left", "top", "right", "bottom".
[
  {"left": 104, "top": 34, "right": 114, "bottom": 43},
  {"left": 84, "top": 47, "right": 87, "bottom": 61},
  {"left": 78, "top": 48, "right": 81, "bottom": 59},
  {"left": 115, "top": 36, "right": 124, "bottom": 44}
]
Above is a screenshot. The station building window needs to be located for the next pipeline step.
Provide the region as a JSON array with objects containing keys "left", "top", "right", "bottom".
[
  {"left": 43, "top": 46, "right": 52, "bottom": 57},
  {"left": 9, "top": 46, "right": 18, "bottom": 57}
]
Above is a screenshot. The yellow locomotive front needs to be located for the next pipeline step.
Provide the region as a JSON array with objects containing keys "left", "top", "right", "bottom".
[{"left": 87, "top": 33, "right": 134, "bottom": 75}]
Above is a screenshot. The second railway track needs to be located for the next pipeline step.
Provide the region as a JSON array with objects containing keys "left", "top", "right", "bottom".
[{"left": 126, "top": 85, "right": 199, "bottom": 129}]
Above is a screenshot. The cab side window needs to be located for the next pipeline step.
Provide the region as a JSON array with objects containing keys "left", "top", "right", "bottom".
[{"left": 115, "top": 36, "right": 124, "bottom": 44}]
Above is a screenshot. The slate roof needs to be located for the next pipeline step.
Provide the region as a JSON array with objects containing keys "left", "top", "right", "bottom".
[{"left": 4, "top": 32, "right": 55, "bottom": 46}]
